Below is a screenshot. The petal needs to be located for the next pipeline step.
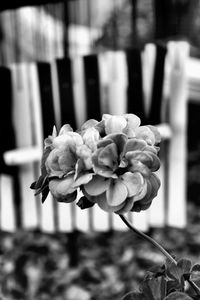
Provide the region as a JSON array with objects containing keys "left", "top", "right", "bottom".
[
  {"left": 53, "top": 132, "right": 83, "bottom": 149},
  {"left": 115, "top": 197, "right": 135, "bottom": 214},
  {"left": 126, "top": 150, "right": 153, "bottom": 168},
  {"left": 81, "top": 187, "right": 97, "bottom": 203},
  {"left": 81, "top": 119, "right": 99, "bottom": 131},
  {"left": 45, "top": 149, "right": 64, "bottom": 177},
  {"left": 131, "top": 175, "right": 160, "bottom": 212},
  {"left": 106, "top": 133, "right": 128, "bottom": 154},
  {"left": 49, "top": 175, "right": 76, "bottom": 200},
  {"left": 106, "top": 179, "right": 128, "bottom": 206},
  {"left": 120, "top": 172, "right": 144, "bottom": 197},
  {"left": 135, "top": 126, "right": 155, "bottom": 145},
  {"left": 98, "top": 143, "right": 118, "bottom": 169},
  {"left": 132, "top": 199, "right": 152, "bottom": 212},
  {"left": 97, "top": 139, "right": 113, "bottom": 149},
  {"left": 124, "top": 113, "right": 141, "bottom": 129},
  {"left": 147, "top": 125, "right": 161, "bottom": 144},
  {"left": 82, "top": 127, "right": 100, "bottom": 151},
  {"left": 59, "top": 124, "right": 73, "bottom": 135},
  {"left": 74, "top": 159, "right": 85, "bottom": 179},
  {"left": 102, "top": 114, "right": 111, "bottom": 121},
  {"left": 144, "top": 145, "right": 159, "bottom": 154},
  {"left": 76, "top": 145, "right": 93, "bottom": 170},
  {"left": 149, "top": 173, "right": 161, "bottom": 197},
  {"left": 144, "top": 151, "right": 160, "bottom": 171},
  {"left": 84, "top": 175, "right": 111, "bottom": 196},
  {"left": 73, "top": 172, "right": 94, "bottom": 188},
  {"left": 129, "top": 160, "right": 151, "bottom": 177},
  {"left": 92, "top": 150, "right": 116, "bottom": 178},
  {"left": 105, "top": 115, "right": 127, "bottom": 135},
  {"left": 122, "top": 138, "right": 147, "bottom": 156},
  {"left": 97, "top": 192, "right": 125, "bottom": 213},
  {"left": 55, "top": 190, "right": 77, "bottom": 203},
  {"left": 133, "top": 179, "right": 148, "bottom": 201},
  {"left": 58, "top": 149, "right": 76, "bottom": 173}
]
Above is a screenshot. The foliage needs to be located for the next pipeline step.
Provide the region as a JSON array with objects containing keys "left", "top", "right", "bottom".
[{"left": 122, "top": 258, "right": 200, "bottom": 300}]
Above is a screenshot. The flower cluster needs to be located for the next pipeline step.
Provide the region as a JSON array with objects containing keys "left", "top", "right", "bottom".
[{"left": 31, "top": 114, "right": 161, "bottom": 214}]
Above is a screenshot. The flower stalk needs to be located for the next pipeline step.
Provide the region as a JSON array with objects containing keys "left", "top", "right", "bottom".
[{"left": 119, "top": 214, "right": 177, "bottom": 265}]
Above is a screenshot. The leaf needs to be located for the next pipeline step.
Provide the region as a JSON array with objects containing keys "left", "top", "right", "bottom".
[
  {"left": 177, "top": 258, "right": 192, "bottom": 276},
  {"left": 142, "top": 275, "right": 167, "bottom": 300},
  {"left": 164, "top": 291, "right": 193, "bottom": 300},
  {"left": 121, "top": 291, "right": 147, "bottom": 300},
  {"left": 167, "top": 279, "right": 182, "bottom": 295},
  {"left": 166, "top": 261, "right": 180, "bottom": 281},
  {"left": 191, "top": 264, "right": 200, "bottom": 273},
  {"left": 30, "top": 175, "right": 47, "bottom": 190},
  {"left": 76, "top": 196, "right": 95, "bottom": 209},
  {"left": 41, "top": 146, "right": 51, "bottom": 176},
  {"left": 41, "top": 186, "right": 49, "bottom": 203},
  {"left": 148, "top": 264, "right": 166, "bottom": 277}
]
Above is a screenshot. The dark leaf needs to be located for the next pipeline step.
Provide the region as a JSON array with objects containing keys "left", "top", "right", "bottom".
[
  {"left": 76, "top": 196, "right": 95, "bottom": 209},
  {"left": 177, "top": 258, "right": 192, "bottom": 276},
  {"left": 191, "top": 264, "right": 200, "bottom": 273},
  {"left": 41, "top": 146, "right": 51, "bottom": 176},
  {"left": 148, "top": 264, "right": 166, "bottom": 277},
  {"left": 166, "top": 261, "right": 180, "bottom": 281},
  {"left": 142, "top": 275, "right": 167, "bottom": 300},
  {"left": 167, "top": 279, "right": 182, "bottom": 295},
  {"left": 164, "top": 291, "right": 193, "bottom": 300},
  {"left": 41, "top": 186, "right": 50, "bottom": 203},
  {"left": 30, "top": 180, "right": 37, "bottom": 189}
]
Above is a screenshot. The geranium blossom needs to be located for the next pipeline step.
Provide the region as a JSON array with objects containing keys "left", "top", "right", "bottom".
[{"left": 31, "top": 113, "right": 161, "bottom": 214}]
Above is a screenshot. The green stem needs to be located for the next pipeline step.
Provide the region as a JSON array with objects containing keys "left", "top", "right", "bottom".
[{"left": 119, "top": 214, "right": 177, "bottom": 265}]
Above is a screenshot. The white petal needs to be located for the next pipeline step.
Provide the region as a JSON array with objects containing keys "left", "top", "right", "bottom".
[
  {"left": 135, "top": 126, "right": 155, "bottom": 145},
  {"left": 115, "top": 197, "right": 134, "bottom": 214},
  {"left": 105, "top": 116, "right": 127, "bottom": 135},
  {"left": 49, "top": 175, "right": 75, "bottom": 198},
  {"left": 59, "top": 124, "right": 73, "bottom": 135},
  {"left": 106, "top": 179, "right": 128, "bottom": 206},
  {"left": 73, "top": 173, "right": 94, "bottom": 188},
  {"left": 124, "top": 113, "right": 141, "bottom": 129},
  {"left": 133, "top": 179, "right": 148, "bottom": 201},
  {"left": 121, "top": 172, "right": 144, "bottom": 197},
  {"left": 98, "top": 143, "right": 118, "bottom": 169},
  {"left": 97, "top": 193, "right": 125, "bottom": 212},
  {"left": 84, "top": 175, "right": 111, "bottom": 196}
]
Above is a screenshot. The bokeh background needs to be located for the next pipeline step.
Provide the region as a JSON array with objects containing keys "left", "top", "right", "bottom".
[{"left": 1, "top": 1, "right": 200, "bottom": 299}]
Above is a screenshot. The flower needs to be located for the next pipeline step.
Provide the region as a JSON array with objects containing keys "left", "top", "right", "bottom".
[
  {"left": 31, "top": 113, "right": 161, "bottom": 214},
  {"left": 82, "top": 131, "right": 161, "bottom": 214}
]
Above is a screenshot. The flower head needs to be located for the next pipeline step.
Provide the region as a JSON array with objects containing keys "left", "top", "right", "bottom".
[{"left": 31, "top": 113, "right": 161, "bottom": 214}]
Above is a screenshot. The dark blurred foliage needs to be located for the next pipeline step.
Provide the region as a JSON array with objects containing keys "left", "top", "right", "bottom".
[{"left": 1, "top": 200, "right": 200, "bottom": 300}]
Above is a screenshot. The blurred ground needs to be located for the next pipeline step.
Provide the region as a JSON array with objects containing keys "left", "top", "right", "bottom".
[{"left": 0, "top": 200, "right": 200, "bottom": 300}]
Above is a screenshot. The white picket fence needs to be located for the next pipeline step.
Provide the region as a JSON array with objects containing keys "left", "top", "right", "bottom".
[{"left": 1, "top": 40, "right": 198, "bottom": 233}]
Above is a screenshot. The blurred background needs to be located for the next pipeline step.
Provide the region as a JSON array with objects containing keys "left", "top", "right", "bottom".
[{"left": 1, "top": 0, "right": 200, "bottom": 299}]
